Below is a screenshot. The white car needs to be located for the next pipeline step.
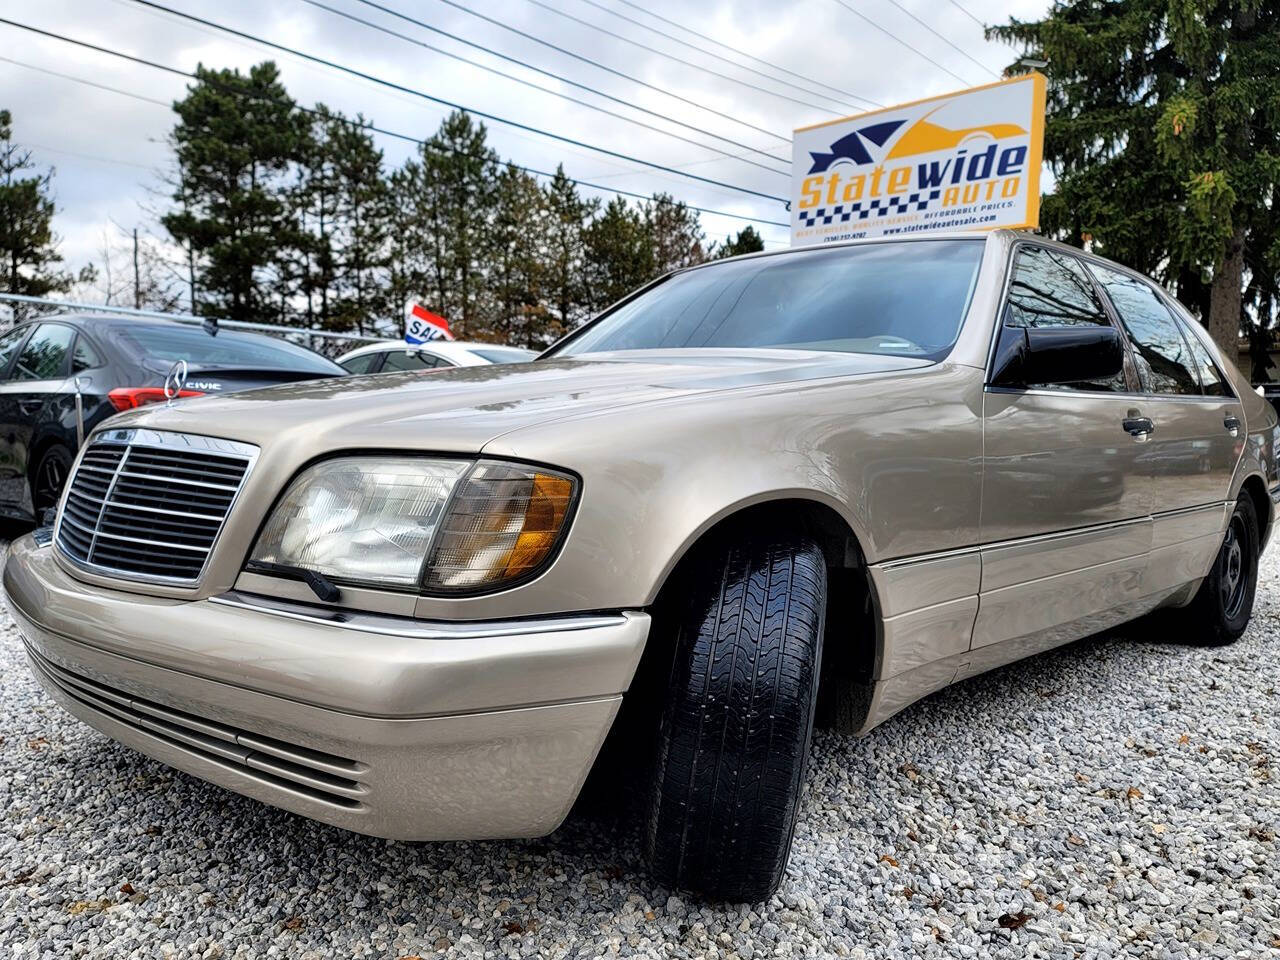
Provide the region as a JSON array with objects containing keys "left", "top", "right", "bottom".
[{"left": 335, "top": 340, "right": 537, "bottom": 374}]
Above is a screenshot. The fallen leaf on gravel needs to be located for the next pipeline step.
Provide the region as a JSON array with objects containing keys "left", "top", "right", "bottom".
[
  {"left": 645, "top": 910, "right": 655, "bottom": 920},
  {"left": 282, "top": 917, "right": 303, "bottom": 931},
  {"left": 1248, "top": 827, "right": 1274, "bottom": 842},
  {"left": 433, "top": 938, "right": 451, "bottom": 950},
  {"left": 902, "top": 886, "right": 914, "bottom": 899},
  {"left": 502, "top": 920, "right": 526, "bottom": 936},
  {"left": 143, "top": 825, "right": 162, "bottom": 836},
  {"left": 898, "top": 763, "right": 919, "bottom": 781},
  {"left": 997, "top": 912, "right": 1030, "bottom": 930},
  {"left": 67, "top": 898, "right": 112, "bottom": 916},
  {"left": 119, "top": 883, "right": 135, "bottom": 896},
  {"left": 26, "top": 737, "right": 47, "bottom": 750},
  {"left": 1053, "top": 903, "right": 1066, "bottom": 912},
  {"left": 1178, "top": 734, "right": 1190, "bottom": 745},
  {"left": 1152, "top": 824, "right": 1166, "bottom": 835},
  {"left": 1127, "top": 787, "right": 1144, "bottom": 801},
  {"left": 879, "top": 854, "right": 899, "bottom": 867},
  {"left": 1075, "top": 773, "right": 1090, "bottom": 783},
  {"left": 1067, "top": 834, "right": 1085, "bottom": 845}
]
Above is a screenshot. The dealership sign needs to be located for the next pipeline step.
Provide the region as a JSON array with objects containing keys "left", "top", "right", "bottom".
[{"left": 791, "top": 74, "right": 1045, "bottom": 247}]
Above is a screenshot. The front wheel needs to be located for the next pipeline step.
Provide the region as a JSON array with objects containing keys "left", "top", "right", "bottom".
[
  {"left": 644, "top": 531, "right": 826, "bottom": 902},
  {"left": 1184, "top": 493, "right": 1260, "bottom": 646}
]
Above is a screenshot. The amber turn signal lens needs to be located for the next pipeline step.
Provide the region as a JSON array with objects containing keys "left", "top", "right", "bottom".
[{"left": 423, "top": 462, "right": 577, "bottom": 592}]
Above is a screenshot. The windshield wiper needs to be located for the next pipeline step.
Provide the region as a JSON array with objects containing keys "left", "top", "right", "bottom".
[{"left": 249, "top": 561, "right": 342, "bottom": 602}]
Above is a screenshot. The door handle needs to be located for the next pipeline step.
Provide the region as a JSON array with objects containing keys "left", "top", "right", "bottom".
[
  {"left": 1224, "top": 415, "right": 1241, "bottom": 437},
  {"left": 1122, "top": 416, "right": 1154, "bottom": 439}
]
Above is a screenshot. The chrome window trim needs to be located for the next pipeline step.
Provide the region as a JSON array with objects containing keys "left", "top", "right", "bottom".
[
  {"left": 54, "top": 429, "right": 259, "bottom": 587},
  {"left": 208, "top": 590, "right": 630, "bottom": 638}
]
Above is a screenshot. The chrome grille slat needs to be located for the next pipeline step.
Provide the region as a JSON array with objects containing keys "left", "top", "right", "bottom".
[
  {"left": 54, "top": 429, "right": 258, "bottom": 585},
  {"left": 27, "top": 647, "right": 367, "bottom": 809}
]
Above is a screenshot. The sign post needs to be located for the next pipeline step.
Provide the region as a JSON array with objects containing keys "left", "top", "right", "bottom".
[{"left": 791, "top": 74, "right": 1046, "bottom": 247}]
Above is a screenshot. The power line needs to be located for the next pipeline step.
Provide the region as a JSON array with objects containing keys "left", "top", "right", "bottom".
[
  {"left": 0, "top": 39, "right": 791, "bottom": 229},
  {"left": 610, "top": 0, "right": 877, "bottom": 107},
  {"left": 300, "top": 0, "right": 787, "bottom": 176},
  {"left": 339, "top": 0, "right": 790, "bottom": 167},
  {"left": 828, "top": 0, "right": 974, "bottom": 87},
  {"left": 946, "top": 0, "right": 987, "bottom": 29},
  {"left": 875, "top": 0, "right": 999, "bottom": 78},
  {"left": 519, "top": 0, "right": 846, "bottom": 116},
  {"left": 120, "top": 0, "right": 790, "bottom": 203},
  {"left": 568, "top": 0, "right": 879, "bottom": 110},
  {"left": 427, "top": 0, "right": 790, "bottom": 143}
]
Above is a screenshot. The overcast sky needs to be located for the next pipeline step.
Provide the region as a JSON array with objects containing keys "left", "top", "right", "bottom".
[{"left": 2, "top": 0, "right": 1049, "bottom": 302}]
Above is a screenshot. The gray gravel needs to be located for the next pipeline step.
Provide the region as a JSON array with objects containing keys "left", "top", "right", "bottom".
[{"left": 1, "top": 544, "right": 1278, "bottom": 959}]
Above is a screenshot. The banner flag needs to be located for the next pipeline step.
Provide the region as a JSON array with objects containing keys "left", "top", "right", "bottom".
[{"left": 405, "top": 303, "right": 453, "bottom": 344}]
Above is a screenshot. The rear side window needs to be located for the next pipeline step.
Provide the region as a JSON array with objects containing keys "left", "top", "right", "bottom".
[
  {"left": 1088, "top": 264, "right": 1199, "bottom": 396},
  {"left": 470, "top": 347, "right": 535, "bottom": 363},
  {"left": 72, "top": 335, "right": 104, "bottom": 373},
  {"left": 1178, "top": 323, "right": 1231, "bottom": 397},
  {"left": 340, "top": 352, "right": 380, "bottom": 374},
  {"left": 116, "top": 324, "right": 341, "bottom": 374},
  {"left": 381, "top": 350, "right": 438, "bottom": 371},
  {"left": 12, "top": 324, "right": 74, "bottom": 381},
  {"left": 1004, "top": 246, "right": 1126, "bottom": 392}
]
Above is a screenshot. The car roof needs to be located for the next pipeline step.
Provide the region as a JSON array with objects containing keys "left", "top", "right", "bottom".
[{"left": 337, "top": 340, "right": 532, "bottom": 362}]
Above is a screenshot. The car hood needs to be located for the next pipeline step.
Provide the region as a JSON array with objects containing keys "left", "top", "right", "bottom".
[{"left": 107, "top": 348, "right": 932, "bottom": 454}]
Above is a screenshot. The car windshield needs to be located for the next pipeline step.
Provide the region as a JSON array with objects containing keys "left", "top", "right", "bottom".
[
  {"left": 554, "top": 239, "right": 984, "bottom": 360},
  {"left": 115, "top": 324, "right": 343, "bottom": 373}
]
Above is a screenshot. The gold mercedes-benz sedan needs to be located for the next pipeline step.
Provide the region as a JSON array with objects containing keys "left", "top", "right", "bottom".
[{"left": 6, "top": 231, "right": 1275, "bottom": 901}]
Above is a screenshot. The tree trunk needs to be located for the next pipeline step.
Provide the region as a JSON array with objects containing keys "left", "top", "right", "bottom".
[{"left": 1206, "top": 225, "right": 1245, "bottom": 360}]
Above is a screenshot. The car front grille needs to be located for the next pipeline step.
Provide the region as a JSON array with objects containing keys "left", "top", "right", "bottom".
[{"left": 55, "top": 428, "right": 258, "bottom": 584}]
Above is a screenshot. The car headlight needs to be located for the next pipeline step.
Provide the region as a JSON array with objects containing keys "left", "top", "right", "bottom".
[{"left": 249, "top": 457, "right": 577, "bottom": 593}]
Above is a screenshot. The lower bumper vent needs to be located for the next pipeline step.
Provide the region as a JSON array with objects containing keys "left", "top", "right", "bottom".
[{"left": 27, "top": 645, "right": 368, "bottom": 810}]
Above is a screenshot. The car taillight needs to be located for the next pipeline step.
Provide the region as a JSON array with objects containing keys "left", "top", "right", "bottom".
[{"left": 107, "top": 387, "right": 205, "bottom": 412}]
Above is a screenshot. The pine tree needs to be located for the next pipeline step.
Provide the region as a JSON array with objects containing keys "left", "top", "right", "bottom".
[
  {"left": 991, "top": 1, "right": 1280, "bottom": 360},
  {"left": 0, "top": 109, "right": 75, "bottom": 324},
  {"left": 395, "top": 111, "right": 500, "bottom": 339},
  {"left": 490, "top": 163, "right": 549, "bottom": 346},
  {"left": 584, "top": 196, "right": 654, "bottom": 312},
  {"left": 646, "top": 193, "right": 708, "bottom": 275},
  {"left": 714, "top": 226, "right": 765, "bottom": 260},
  {"left": 162, "top": 62, "right": 311, "bottom": 324},
  {"left": 543, "top": 166, "right": 598, "bottom": 339}
]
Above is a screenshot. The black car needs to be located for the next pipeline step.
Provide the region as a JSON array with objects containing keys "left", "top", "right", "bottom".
[{"left": 0, "top": 313, "right": 345, "bottom": 520}]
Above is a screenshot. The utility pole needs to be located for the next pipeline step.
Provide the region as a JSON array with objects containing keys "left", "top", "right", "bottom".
[{"left": 132, "top": 228, "right": 140, "bottom": 309}]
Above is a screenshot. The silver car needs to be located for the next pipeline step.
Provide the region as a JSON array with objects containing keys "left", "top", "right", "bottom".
[{"left": 6, "top": 231, "right": 1274, "bottom": 901}]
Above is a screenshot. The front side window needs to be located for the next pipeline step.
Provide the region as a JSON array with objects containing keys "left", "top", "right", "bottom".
[
  {"left": 552, "top": 239, "right": 985, "bottom": 361},
  {"left": 0, "top": 327, "right": 30, "bottom": 379},
  {"left": 1088, "top": 264, "right": 1199, "bottom": 396},
  {"left": 1004, "top": 246, "right": 1126, "bottom": 392},
  {"left": 12, "top": 324, "right": 74, "bottom": 382}
]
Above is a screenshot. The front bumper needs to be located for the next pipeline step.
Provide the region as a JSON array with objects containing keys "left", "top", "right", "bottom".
[{"left": 4, "top": 535, "right": 649, "bottom": 840}]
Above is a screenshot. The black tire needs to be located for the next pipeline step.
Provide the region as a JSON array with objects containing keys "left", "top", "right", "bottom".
[
  {"left": 645, "top": 531, "right": 826, "bottom": 902},
  {"left": 1183, "top": 493, "right": 1259, "bottom": 646},
  {"left": 31, "top": 444, "right": 72, "bottom": 516}
]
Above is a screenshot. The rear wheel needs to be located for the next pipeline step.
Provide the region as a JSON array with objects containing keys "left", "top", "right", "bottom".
[
  {"left": 32, "top": 444, "right": 72, "bottom": 516},
  {"left": 1183, "top": 493, "right": 1259, "bottom": 646},
  {"left": 644, "top": 531, "right": 826, "bottom": 902}
]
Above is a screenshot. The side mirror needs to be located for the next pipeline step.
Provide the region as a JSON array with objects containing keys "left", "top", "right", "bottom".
[{"left": 990, "top": 324, "right": 1125, "bottom": 388}]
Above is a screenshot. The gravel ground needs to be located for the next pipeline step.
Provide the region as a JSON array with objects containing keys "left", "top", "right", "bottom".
[{"left": 1, "top": 544, "right": 1278, "bottom": 959}]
